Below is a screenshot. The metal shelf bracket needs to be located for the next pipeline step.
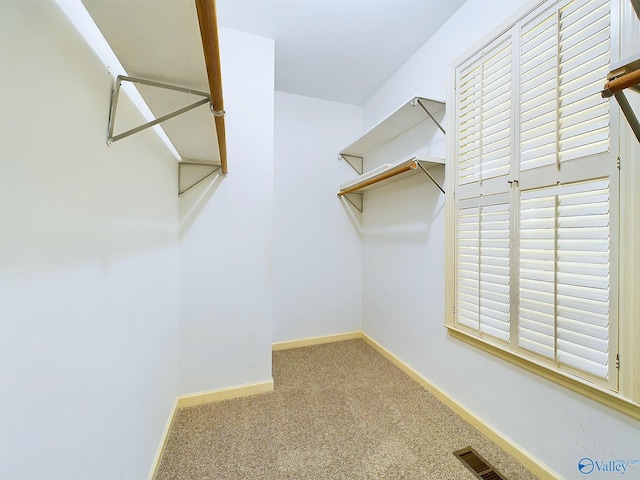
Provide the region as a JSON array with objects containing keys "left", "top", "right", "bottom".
[
  {"left": 107, "top": 75, "right": 214, "bottom": 145},
  {"left": 339, "top": 154, "right": 363, "bottom": 175},
  {"left": 414, "top": 97, "right": 446, "bottom": 135},
  {"left": 417, "top": 161, "right": 445, "bottom": 194},
  {"left": 178, "top": 161, "right": 221, "bottom": 196},
  {"left": 614, "top": 91, "right": 640, "bottom": 143},
  {"left": 341, "top": 192, "right": 363, "bottom": 212}
]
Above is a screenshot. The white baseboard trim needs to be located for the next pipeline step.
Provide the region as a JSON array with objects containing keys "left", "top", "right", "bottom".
[
  {"left": 360, "top": 332, "right": 559, "bottom": 480},
  {"left": 272, "top": 331, "right": 362, "bottom": 350},
  {"left": 147, "top": 398, "right": 179, "bottom": 480},
  {"left": 148, "top": 379, "right": 274, "bottom": 479},
  {"left": 176, "top": 379, "right": 275, "bottom": 408}
]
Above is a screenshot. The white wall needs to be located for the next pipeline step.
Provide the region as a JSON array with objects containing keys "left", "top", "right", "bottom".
[
  {"left": 362, "top": 1, "right": 640, "bottom": 479},
  {"left": 272, "top": 92, "right": 362, "bottom": 343},
  {"left": 0, "top": 1, "right": 180, "bottom": 479},
  {"left": 178, "top": 28, "right": 275, "bottom": 393}
]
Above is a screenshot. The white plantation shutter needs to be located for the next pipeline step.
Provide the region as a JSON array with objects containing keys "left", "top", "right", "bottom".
[
  {"left": 520, "top": 10, "right": 558, "bottom": 172},
  {"left": 457, "top": 35, "right": 512, "bottom": 188},
  {"left": 457, "top": 206, "right": 480, "bottom": 330},
  {"left": 457, "top": 64, "right": 482, "bottom": 186},
  {"left": 518, "top": 190, "right": 556, "bottom": 359},
  {"left": 456, "top": 199, "right": 511, "bottom": 343},
  {"left": 453, "top": 0, "right": 618, "bottom": 391},
  {"left": 558, "top": 0, "right": 610, "bottom": 163},
  {"left": 518, "top": 179, "right": 614, "bottom": 385},
  {"left": 556, "top": 179, "right": 612, "bottom": 380},
  {"left": 481, "top": 40, "right": 512, "bottom": 181},
  {"left": 519, "top": 0, "right": 610, "bottom": 173}
]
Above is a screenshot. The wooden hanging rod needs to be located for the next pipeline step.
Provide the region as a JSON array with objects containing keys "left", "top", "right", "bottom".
[
  {"left": 602, "top": 70, "right": 640, "bottom": 97},
  {"left": 195, "top": 0, "right": 227, "bottom": 175},
  {"left": 338, "top": 162, "right": 417, "bottom": 196},
  {"left": 601, "top": 53, "right": 640, "bottom": 143}
]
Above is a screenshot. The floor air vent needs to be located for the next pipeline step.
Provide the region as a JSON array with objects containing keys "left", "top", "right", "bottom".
[{"left": 453, "top": 447, "right": 507, "bottom": 480}]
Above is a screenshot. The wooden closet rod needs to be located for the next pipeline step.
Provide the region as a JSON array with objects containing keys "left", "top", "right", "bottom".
[
  {"left": 602, "top": 69, "right": 640, "bottom": 97},
  {"left": 195, "top": 0, "right": 228, "bottom": 174},
  {"left": 338, "top": 162, "right": 416, "bottom": 196}
]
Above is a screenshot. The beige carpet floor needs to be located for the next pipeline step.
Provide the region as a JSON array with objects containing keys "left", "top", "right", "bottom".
[{"left": 155, "top": 339, "right": 537, "bottom": 479}]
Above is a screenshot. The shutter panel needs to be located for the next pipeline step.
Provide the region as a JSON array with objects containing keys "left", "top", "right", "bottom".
[
  {"left": 456, "top": 200, "right": 511, "bottom": 343},
  {"left": 457, "top": 206, "right": 480, "bottom": 330},
  {"left": 457, "top": 35, "right": 512, "bottom": 188},
  {"left": 518, "top": 179, "right": 612, "bottom": 383},
  {"left": 479, "top": 202, "right": 511, "bottom": 341},
  {"left": 519, "top": 0, "right": 610, "bottom": 173},
  {"left": 520, "top": 9, "right": 558, "bottom": 172},
  {"left": 556, "top": 179, "right": 611, "bottom": 380},
  {"left": 480, "top": 39, "right": 512, "bottom": 181},
  {"left": 518, "top": 189, "right": 556, "bottom": 359},
  {"left": 458, "top": 64, "right": 482, "bottom": 186},
  {"left": 558, "top": 0, "right": 610, "bottom": 162}
]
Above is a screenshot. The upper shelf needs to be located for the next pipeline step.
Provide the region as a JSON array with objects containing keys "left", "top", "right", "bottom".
[
  {"left": 82, "top": 0, "right": 226, "bottom": 173},
  {"left": 338, "top": 156, "right": 445, "bottom": 196},
  {"left": 339, "top": 97, "right": 445, "bottom": 161}
]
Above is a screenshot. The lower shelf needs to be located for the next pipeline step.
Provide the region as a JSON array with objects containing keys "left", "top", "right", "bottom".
[{"left": 338, "top": 155, "right": 444, "bottom": 196}]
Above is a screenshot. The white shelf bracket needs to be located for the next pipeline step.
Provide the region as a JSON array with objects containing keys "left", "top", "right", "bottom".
[
  {"left": 178, "top": 161, "right": 222, "bottom": 196},
  {"left": 339, "top": 154, "right": 363, "bottom": 175},
  {"left": 107, "top": 75, "right": 213, "bottom": 145},
  {"left": 340, "top": 192, "right": 363, "bottom": 212}
]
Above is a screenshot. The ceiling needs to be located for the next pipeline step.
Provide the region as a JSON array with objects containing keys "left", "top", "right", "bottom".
[{"left": 216, "top": 0, "right": 468, "bottom": 106}]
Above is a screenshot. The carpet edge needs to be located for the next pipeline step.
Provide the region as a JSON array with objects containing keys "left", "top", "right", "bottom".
[
  {"left": 177, "top": 379, "right": 275, "bottom": 408},
  {"left": 148, "top": 379, "right": 274, "bottom": 480},
  {"left": 272, "top": 331, "right": 362, "bottom": 350},
  {"left": 360, "top": 332, "right": 560, "bottom": 480}
]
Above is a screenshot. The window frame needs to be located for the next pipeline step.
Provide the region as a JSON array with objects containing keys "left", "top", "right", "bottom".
[{"left": 445, "top": 0, "right": 640, "bottom": 419}]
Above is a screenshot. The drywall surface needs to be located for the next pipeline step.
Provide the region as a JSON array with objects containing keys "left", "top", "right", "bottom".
[
  {"left": 365, "top": 0, "right": 526, "bottom": 129},
  {"left": 178, "top": 28, "right": 275, "bottom": 393},
  {"left": 361, "top": 1, "right": 640, "bottom": 479},
  {"left": 0, "top": 1, "right": 180, "bottom": 479},
  {"left": 272, "top": 92, "right": 362, "bottom": 343}
]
